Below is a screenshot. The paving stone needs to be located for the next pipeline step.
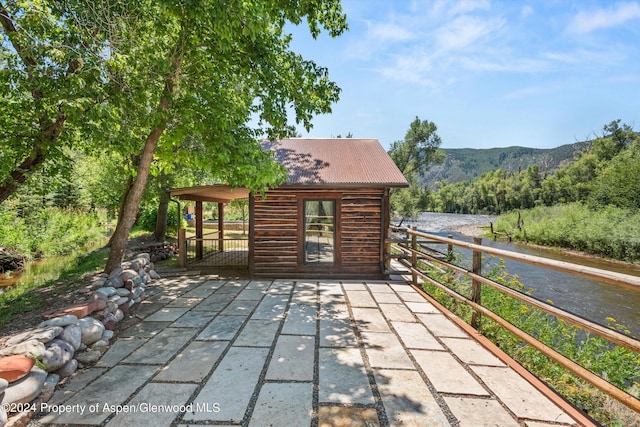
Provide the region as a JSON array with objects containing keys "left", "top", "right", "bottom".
[
  {"left": 416, "top": 313, "right": 468, "bottom": 338},
  {"left": 244, "top": 280, "right": 272, "bottom": 290},
  {"left": 388, "top": 283, "right": 415, "bottom": 293},
  {"left": 248, "top": 382, "right": 313, "bottom": 427},
  {"left": 360, "top": 332, "right": 414, "bottom": 369},
  {"left": 192, "top": 292, "right": 235, "bottom": 311},
  {"left": 170, "top": 310, "right": 215, "bottom": 328},
  {"left": 96, "top": 338, "right": 147, "bottom": 367},
  {"left": 125, "top": 327, "right": 198, "bottom": 364},
  {"left": 391, "top": 321, "right": 444, "bottom": 350},
  {"left": 319, "top": 347, "right": 374, "bottom": 404},
  {"left": 234, "top": 319, "right": 281, "bottom": 347},
  {"left": 165, "top": 297, "right": 204, "bottom": 308},
  {"left": 251, "top": 294, "right": 289, "bottom": 320},
  {"left": 38, "top": 364, "right": 158, "bottom": 425},
  {"left": 266, "top": 335, "right": 314, "bottom": 381},
  {"left": 444, "top": 396, "right": 520, "bottom": 427},
  {"left": 378, "top": 303, "right": 416, "bottom": 322},
  {"left": 371, "top": 292, "right": 402, "bottom": 304},
  {"left": 374, "top": 368, "right": 449, "bottom": 426},
  {"left": 441, "top": 338, "right": 505, "bottom": 367},
  {"left": 145, "top": 307, "right": 191, "bottom": 322},
  {"left": 471, "top": 365, "right": 575, "bottom": 424},
  {"left": 131, "top": 301, "right": 167, "bottom": 319},
  {"left": 154, "top": 340, "right": 228, "bottom": 382},
  {"left": 197, "top": 315, "right": 246, "bottom": 341},
  {"left": 411, "top": 349, "right": 489, "bottom": 396},
  {"left": 267, "top": 281, "right": 294, "bottom": 294},
  {"left": 220, "top": 299, "right": 260, "bottom": 316},
  {"left": 318, "top": 282, "right": 344, "bottom": 296},
  {"left": 317, "top": 406, "right": 380, "bottom": 427},
  {"left": 342, "top": 282, "right": 367, "bottom": 291},
  {"left": 60, "top": 367, "right": 108, "bottom": 393},
  {"left": 397, "top": 291, "right": 430, "bottom": 302},
  {"left": 235, "top": 289, "right": 266, "bottom": 301},
  {"left": 181, "top": 280, "right": 226, "bottom": 298},
  {"left": 351, "top": 308, "right": 392, "bottom": 333},
  {"left": 120, "top": 321, "right": 171, "bottom": 338},
  {"left": 184, "top": 347, "right": 269, "bottom": 422},
  {"left": 319, "top": 317, "right": 358, "bottom": 347},
  {"left": 215, "top": 281, "right": 246, "bottom": 294},
  {"left": 319, "top": 298, "right": 350, "bottom": 319},
  {"left": 365, "top": 282, "right": 395, "bottom": 293},
  {"left": 105, "top": 382, "right": 198, "bottom": 427},
  {"left": 282, "top": 302, "right": 317, "bottom": 335},
  {"left": 345, "top": 290, "right": 377, "bottom": 308},
  {"left": 404, "top": 301, "right": 440, "bottom": 313}
]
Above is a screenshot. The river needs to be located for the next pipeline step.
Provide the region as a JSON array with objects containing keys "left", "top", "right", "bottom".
[{"left": 405, "top": 212, "right": 640, "bottom": 339}]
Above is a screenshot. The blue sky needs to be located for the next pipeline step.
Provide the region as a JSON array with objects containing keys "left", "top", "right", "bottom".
[{"left": 287, "top": 0, "right": 640, "bottom": 150}]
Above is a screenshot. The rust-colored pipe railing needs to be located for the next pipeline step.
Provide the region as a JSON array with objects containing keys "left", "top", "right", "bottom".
[{"left": 389, "top": 226, "right": 640, "bottom": 414}]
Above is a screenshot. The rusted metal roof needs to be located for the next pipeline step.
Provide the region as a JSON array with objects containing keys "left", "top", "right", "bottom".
[{"left": 263, "top": 138, "right": 408, "bottom": 187}]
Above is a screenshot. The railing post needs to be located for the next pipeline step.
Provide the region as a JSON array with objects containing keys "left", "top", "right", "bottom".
[
  {"left": 471, "top": 237, "right": 482, "bottom": 329},
  {"left": 178, "top": 228, "right": 187, "bottom": 268},
  {"left": 447, "top": 234, "right": 454, "bottom": 261},
  {"left": 411, "top": 226, "right": 418, "bottom": 286},
  {"left": 196, "top": 201, "right": 203, "bottom": 260}
]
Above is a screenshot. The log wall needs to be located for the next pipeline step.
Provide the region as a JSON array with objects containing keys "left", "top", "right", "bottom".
[{"left": 250, "top": 187, "right": 387, "bottom": 278}]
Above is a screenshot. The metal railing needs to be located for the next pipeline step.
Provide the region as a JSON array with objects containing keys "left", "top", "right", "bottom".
[
  {"left": 386, "top": 226, "right": 640, "bottom": 413},
  {"left": 180, "top": 231, "right": 248, "bottom": 268}
]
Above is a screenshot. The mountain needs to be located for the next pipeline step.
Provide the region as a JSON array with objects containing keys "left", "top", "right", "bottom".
[{"left": 421, "top": 141, "right": 590, "bottom": 187}]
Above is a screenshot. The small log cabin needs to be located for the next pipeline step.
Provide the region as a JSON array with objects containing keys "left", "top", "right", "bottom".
[{"left": 172, "top": 138, "right": 408, "bottom": 278}]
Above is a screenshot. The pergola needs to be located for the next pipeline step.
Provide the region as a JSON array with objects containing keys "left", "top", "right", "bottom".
[{"left": 170, "top": 184, "right": 249, "bottom": 266}]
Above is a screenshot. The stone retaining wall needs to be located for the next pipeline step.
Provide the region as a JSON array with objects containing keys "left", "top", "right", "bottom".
[{"left": 0, "top": 253, "right": 160, "bottom": 426}]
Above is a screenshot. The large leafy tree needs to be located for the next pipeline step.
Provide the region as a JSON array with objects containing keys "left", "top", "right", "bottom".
[
  {"left": 98, "top": 0, "right": 348, "bottom": 272},
  {"left": 0, "top": 0, "right": 112, "bottom": 202},
  {"left": 2, "top": 0, "right": 348, "bottom": 273},
  {"left": 389, "top": 117, "right": 445, "bottom": 224}
]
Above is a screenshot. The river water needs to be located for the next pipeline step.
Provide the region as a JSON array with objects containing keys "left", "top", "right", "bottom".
[{"left": 404, "top": 212, "right": 640, "bottom": 338}]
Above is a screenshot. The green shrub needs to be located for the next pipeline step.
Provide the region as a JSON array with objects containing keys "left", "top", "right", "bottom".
[
  {"left": 137, "top": 203, "right": 183, "bottom": 236},
  {"left": 0, "top": 206, "right": 108, "bottom": 259},
  {"left": 495, "top": 204, "right": 640, "bottom": 261}
]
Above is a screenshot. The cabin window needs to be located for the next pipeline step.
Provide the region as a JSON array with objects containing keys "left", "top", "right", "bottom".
[{"left": 303, "top": 200, "right": 335, "bottom": 263}]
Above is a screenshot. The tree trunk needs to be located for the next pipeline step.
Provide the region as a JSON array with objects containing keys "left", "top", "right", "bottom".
[
  {"left": 154, "top": 190, "right": 170, "bottom": 242},
  {"left": 108, "top": 173, "right": 134, "bottom": 247},
  {"left": 104, "top": 53, "right": 183, "bottom": 273}
]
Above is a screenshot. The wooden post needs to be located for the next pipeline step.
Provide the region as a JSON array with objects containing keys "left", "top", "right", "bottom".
[
  {"left": 218, "top": 202, "right": 224, "bottom": 252},
  {"left": 471, "top": 237, "right": 482, "bottom": 329},
  {"left": 196, "top": 201, "right": 203, "bottom": 260},
  {"left": 411, "top": 226, "right": 418, "bottom": 286},
  {"left": 178, "top": 228, "right": 186, "bottom": 268},
  {"left": 447, "top": 234, "right": 453, "bottom": 261}
]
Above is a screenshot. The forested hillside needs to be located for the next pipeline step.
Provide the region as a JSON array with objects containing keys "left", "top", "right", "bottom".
[
  {"left": 421, "top": 141, "right": 589, "bottom": 187},
  {"left": 427, "top": 121, "right": 639, "bottom": 215}
]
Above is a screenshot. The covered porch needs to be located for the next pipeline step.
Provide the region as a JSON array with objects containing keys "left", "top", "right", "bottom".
[{"left": 170, "top": 184, "right": 250, "bottom": 271}]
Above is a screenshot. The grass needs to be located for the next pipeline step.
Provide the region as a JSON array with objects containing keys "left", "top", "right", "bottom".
[
  {"left": 0, "top": 226, "right": 177, "bottom": 330},
  {"left": 495, "top": 204, "right": 640, "bottom": 262}
]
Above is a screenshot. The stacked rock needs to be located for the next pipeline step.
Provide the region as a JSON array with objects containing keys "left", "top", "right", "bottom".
[{"left": 0, "top": 253, "right": 159, "bottom": 426}]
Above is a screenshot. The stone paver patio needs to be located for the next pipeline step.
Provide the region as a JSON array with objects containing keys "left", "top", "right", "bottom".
[{"left": 33, "top": 275, "right": 591, "bottom": 426}]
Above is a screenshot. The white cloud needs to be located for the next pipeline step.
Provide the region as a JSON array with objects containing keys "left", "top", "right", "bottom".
[
  {"left": 447, "top": 0, "right": 491, "bottom": 16},
  {"left": 567, "top": 2, "right": 640, "bottom": 33},
  {"left": 367, "top": 21, "right": 415, "bottom": 42},
  {"left": 520, "top": 5, "right": 534, "bottom": 19},
  {"left": 435, "top": 15, "right": 504, "bottom": 51}
]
